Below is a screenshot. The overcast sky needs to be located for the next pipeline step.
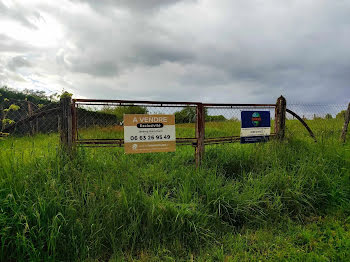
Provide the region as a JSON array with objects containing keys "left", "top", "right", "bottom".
[{"left": 0, "top": 0, "right": 349, "bottom": 103}]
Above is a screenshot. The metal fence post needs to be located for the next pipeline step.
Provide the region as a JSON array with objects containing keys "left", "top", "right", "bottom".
[
  {"left": 60, "top": 96, "right": 73, "bottom": 152},
  {"left": 195, "top": 103, "right": 205, "bottom": 167},
  {"left": 274, "top": 95, "right": 286, "bottom": 140},
  {"left": 340, "top": 102, "right": 350, "bottom": 143}
]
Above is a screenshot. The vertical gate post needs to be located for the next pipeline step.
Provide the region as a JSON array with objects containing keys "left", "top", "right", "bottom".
[
  {"left": 195, "top": 103, "right": 205, "bottom": 167},
  {"left": 340, "top": 102, "right": 350, "bottom": 143},
  {"left": 274, "top": 95, "right": 287, "bottom": 140},
  {"left": 27, "top": 101, "right": 34, "bottom": 135},
  {"left": 71, "top": 99, "right": 77, "bottom": 145},
  {"left": 60, "top": 95, "right": 73, "bottom": 153}
]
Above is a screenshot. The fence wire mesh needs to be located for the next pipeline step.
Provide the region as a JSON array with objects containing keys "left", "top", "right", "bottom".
[
  {"left": 75, "top": 101, "right": 197, "bottom": 146},
  {"left": 0, "top": 99, "right": 60, "bottom": 136},
  {"left": 203, "top": 105, "right": 276, "bottom": 140},
  {"left": 0, "top": 99, "right": 59, "bottom": 152},
  {"left": 75, "top": 102, "right": 280, "bottom": 147},
  {"left": 1, "top": 99, "right": 349, "bottom": 150},
  {"left": 286, "top": 104, "right": 348, "bottom": 141}
]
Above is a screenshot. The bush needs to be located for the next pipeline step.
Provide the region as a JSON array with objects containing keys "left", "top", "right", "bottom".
[
  {"left": 175, "top": 107, "right": 227, "bottom": 123},
  {"left": 101, "top": 105, "right": 148, "bottom": 122}
]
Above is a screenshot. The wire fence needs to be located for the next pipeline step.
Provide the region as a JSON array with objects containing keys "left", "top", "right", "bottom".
[
  {"left": 0, "top": 98, "right": 349, "bottom": 152},
  {"left": 73, "top": 100, "right": 280, "bottom": 149},
  {"left": 203, "top": 105, "right": 276, "bottom": 139},
  {"left": 285, "top": 104, "right": 347, "bottom": 141},
  {"left": 75, "top": 101, "right": 198, "bottom": 143},
  {"left": 0, "top": 99, "right": 60, "bottom": 135}
]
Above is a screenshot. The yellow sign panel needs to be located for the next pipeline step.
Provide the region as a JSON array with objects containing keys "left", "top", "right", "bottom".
[{"left": 124, "top": 114, "right": 176, "bottom": 154}]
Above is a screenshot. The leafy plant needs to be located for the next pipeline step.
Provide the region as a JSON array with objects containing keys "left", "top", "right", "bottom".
[
  {"left": 60, "top": 90, "right": 73, "bottom": 99},
  {"left": 0, "top": 92, "right": 20, "bottom": 131},
  {"left": 336, "top": 110, "right": 346, "bottom": 120}
]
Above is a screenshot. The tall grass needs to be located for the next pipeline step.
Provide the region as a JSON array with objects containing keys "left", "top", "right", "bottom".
[{"left": 0, "top": 120, "right": 349, "bottom": 260}]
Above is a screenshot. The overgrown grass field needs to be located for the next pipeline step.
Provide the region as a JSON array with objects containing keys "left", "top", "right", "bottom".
[{"left": 1, "top": 120, "right": 349, "bottom": 261}]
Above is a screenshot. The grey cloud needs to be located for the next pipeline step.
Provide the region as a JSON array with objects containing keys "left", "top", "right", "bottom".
[
  {"left": 50, "top": 9, "right": 194, "bottom": 77},
  {"left": 129, "top": 42, "right": 194, "bottom": 66},
  {"left": 68, "top": 59, "right": 118, "bottom": 77},
  {"left": 70, "top": 0, "right": 193, "bottom": 12},
  {"left": 0, "top": 1, "right": 40, "bottom": 29},
  {"left": 178, "top": 64, "right": 231, "bottom": 87},
  {"left": 7, "top": 56, "right": 32, "bottom": 71},
  {"left": 0, "top": 34, "right": 35, "bottom": 52},
  {"left": 56, "top": 46, "right": 119, "bottom": 77}
]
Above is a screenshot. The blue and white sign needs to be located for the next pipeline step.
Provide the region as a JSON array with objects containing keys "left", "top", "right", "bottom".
[{"left": 240, "top": 111, "right": 271, "bottom": 144}]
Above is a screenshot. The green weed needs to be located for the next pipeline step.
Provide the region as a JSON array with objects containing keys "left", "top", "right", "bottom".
[{"left": 0, "top": 120, "right": 349, "bottom": 261}]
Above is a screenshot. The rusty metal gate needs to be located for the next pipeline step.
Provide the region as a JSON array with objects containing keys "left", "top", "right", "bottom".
[{"left": 71, "top": 98, "right": 279, "bottom": 165}]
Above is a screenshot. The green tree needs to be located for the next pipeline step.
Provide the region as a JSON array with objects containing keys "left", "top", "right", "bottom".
[
  {"left": 101, "top": 105, "right": 148, "bottom": 122},
  {"left": 206, "top": 115, "right": 226, "bottom": 122},
  {"left": 175, "top": 107, "right": 227, "bottom": 123},
  {"left": 0, "top": 86, "right": 53, "bottom": 104},
  {"left": 325, "top": 113, "right": 333, "bottom": 119},
  {"left": 336, "top": 110, "right": 346, "bottom": 120},
  {"left": 175, "top": 107, "right": 197, "bottom": 123}
]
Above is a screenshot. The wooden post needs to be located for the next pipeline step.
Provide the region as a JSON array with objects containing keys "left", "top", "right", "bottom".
[
  {"left": 71, "top": 100, "right": 77, "bottom": 145},
  {"left": 60, "top": 96, "right": 73, "bottom": 152},
  {"left": 58, "top": 115, "right": 61, "bottom": 133},
  {"left": 275, "top": 96, "right": 286, "bottom": 140},
  {"left": 195, "top": 103, "right": 205, "bottom": 167},
  {"left": 0, "top": 104, "right": 4, "bottom": 132},
  {"left": 27, "top": 101, "right": 34, "bottom": 135},
  {"left": 340, "top": 102, "right": 350, "bottom": 143}
]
